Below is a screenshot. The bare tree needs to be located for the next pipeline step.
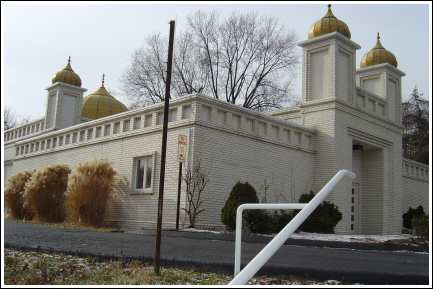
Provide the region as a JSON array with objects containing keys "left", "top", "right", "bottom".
[
  {"left": 402, "top": 87, "right": 429, "bottom": 164},
  {"left": 182, "top": 161, "right": 209, "bottom": 228},
  {"left": 4, "top": 107, "right": 17, "bottom": 130},
  {"left": 122, "top": 11, "right": 299, "bottom": 111}
]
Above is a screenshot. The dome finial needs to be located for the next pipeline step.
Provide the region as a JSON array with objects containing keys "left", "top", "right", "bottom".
[
  {"left": 325, "top": 4, "right": 334, "bottom": 17},
  {"left": 377, "top": 32, "right": 380, "bottom": 40},
  {"left": 101, "top": 73, "right": 105, "bottom": 87},
  {"left": 68, "top": 56, "right": 71, "bottom": 65}
]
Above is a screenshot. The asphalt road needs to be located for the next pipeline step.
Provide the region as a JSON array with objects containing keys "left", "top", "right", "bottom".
[{"left": 4, "top": 220, "right": 429, "bottom": 285}]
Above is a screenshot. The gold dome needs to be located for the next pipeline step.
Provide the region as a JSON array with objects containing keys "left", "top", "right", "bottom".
[
  {"left": 308, "top": 4, "right": 351, "bottom": 39},
  {"left": 360, "top": 33, "right": 398, "bottom": 68},
  {"left": 52, "top": 57, "right": 82, "bottom": 87},
  {"left": 81, "top": 75, "right": 128, "bottom": 120}
]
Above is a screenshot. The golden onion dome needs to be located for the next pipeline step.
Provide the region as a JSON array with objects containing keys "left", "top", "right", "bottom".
[
  {"left": 52, "top": 57, "right": 82, "bottom": 87},
  {"left": 81, "top": 74, "right": 128, "bottom": 120},
  {"left": 308, "top": 4, "right": 351, "bottom": 39},
  {"left": 360, "top": 33, "right": 398, "bottom": 68}
]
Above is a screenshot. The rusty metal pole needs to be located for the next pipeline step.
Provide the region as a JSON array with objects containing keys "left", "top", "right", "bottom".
[
  {"left": 154, "top": 19, "right": 175, "bottom": 275},
  {"left": 175, "top": 161, "right": 183, "bottom": 230}
]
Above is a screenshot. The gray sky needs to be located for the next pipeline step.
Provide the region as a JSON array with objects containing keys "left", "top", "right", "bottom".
[{"left": 3, "top": 2, "right": 430, "bottom": 119}]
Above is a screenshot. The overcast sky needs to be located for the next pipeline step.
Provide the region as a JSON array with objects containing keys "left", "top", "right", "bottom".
[{"left": 3, "top": 2, "right": 430, "bottom": 119}]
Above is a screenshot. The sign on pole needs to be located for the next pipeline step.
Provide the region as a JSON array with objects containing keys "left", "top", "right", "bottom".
[{"left": 178, "top": 134, "right": 187, "bottom": 163}]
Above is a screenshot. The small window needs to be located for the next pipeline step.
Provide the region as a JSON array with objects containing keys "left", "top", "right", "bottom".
[
  {"left": 41, "top": 140, "right": 45, "bottom": 150},
  {"left": 123, "top": 119, "right": 130, "bottom": 132},
  {"left": 30, "top": 143, "right": 34, "bottom": 152},
  {"left": 58, "top": 136, "right": 64, "bottom": 146},
  {"left": 182, "top": 105, "right": 192, "bottom": 120},
  {"left": 52, "top": 138, "right": 57, "bottom": 148},
  {"left": 133, "top": 155, "right": 154, "bottom": 192},
  {"left": 113, "top": 122, "right": 120, "bottom": 134},
  {"left": 20, "top": 146, "right": 24, "bottom": 155},
  {"left": 133, "top": 117, "right": 142, "bottom": 130},
  {"left": 65, "top": 134, "right": 70, "bottom": 145},
  {"left": 104, "top": 124, "right": 111, "bottom": 136},
  {"left": 156, "top": 111, "right": 163, "bottom": 125},
  {"left": 245, "top": 118, "right": 255, "bottom": 132},
  {"left": 271, "top": 125, "right": 280, "bottom": 139},
  {"left": 16, "top": 147, "right": 19, "bottom": 156},
  {"left": 144, "top": 114, "right": 153, "bottom": 127},
  {"left": 200, "top": 105, "right": 212, "bottom": 121},
  {"left": 25, "top": 144, "right": 29, "bottom": 154},
  {"left": 169, "top": 108, "right": 177, "bottom": 122},
  {"left": 87, "top": 129, "right": 93, "bottom": 140},
  {"left": 79, "top": 130, "right": 85, "bottom": 142},
  {"left": 35, "top": 142, "right": 39, "bottom": 151},
  {"left": 95, "top": 126, "right": 102, "bottom": 138},
  {"left": 72, "top": 132, "right": 78, "bottom": 143},
  {"left": 46, "top": 139, "right": 51, "bottom": 149}
]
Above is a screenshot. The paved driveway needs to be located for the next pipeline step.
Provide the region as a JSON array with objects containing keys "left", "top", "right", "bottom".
[{"left": 4, "top": 220, "right": 429, "bottom": 285}]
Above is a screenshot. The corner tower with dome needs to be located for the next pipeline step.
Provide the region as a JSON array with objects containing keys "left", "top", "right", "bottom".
[{"left": 4, "top": 5, "right": 428, "bottom": 234}]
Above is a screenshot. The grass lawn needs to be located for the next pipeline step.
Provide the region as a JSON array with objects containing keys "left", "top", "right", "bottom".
[{"left": 4, "top": 249, "right": 345, "bottom": 285}]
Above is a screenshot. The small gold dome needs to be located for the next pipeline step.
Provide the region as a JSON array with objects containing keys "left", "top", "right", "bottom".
[
  {"left": 52, "top": 57, "right": 82, "bottom": 87},
  {"left": 308, "top": 4, "right": 351, "bottom": 39},
  {"left": 81, "top": 75, "right": 128, "bottom": 120},
  {"left": 360, "top": 33, "right": 398, "bottom": 68}
]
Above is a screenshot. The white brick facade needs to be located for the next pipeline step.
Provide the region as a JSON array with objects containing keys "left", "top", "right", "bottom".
[{"left": 4, "top": 28, "right": 429, "bottom": 235}]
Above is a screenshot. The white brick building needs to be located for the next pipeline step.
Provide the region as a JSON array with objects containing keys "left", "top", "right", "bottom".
[{"left": 4, "top": 5, "right": 428, "bottom": 234}]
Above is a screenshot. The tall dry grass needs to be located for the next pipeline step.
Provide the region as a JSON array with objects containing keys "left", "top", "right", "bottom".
[
  {"left": 5, "top": 171, "right": 34, "bottom": 220},
  {"left": 66, "top": 160, "right": 117, "bottom": 227},
  {"left": 24, "top": 165, "right": 71, "bottom": 222}
]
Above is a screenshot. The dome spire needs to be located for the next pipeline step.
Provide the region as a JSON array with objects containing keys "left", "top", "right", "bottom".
[
  {"left": 101, "top": 73, "right": 105, "bottom": 87},
  {"left": 360, "top": 33, "right": 398, "bottom": 68},
  {"left": 52, "top": 57, "right": 82, "bottom": 87},
  {"left": 308, "top": 4, "right": 351, "bottom": 39}
]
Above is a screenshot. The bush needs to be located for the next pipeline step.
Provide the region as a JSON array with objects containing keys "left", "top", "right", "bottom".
[
  {"left": 66, "top": 160, "right": 117, "bottom": 227},
  {"left": 221, "top": 182, "right": 262, "bottom": 231},
  {"left": 412, "top": 215, "right": 429, "bottom": 239},
  {"left": 295, "top": 191, "right": 342, "bottom": 233},
  {"left": 5, "top": 171, "right": 34, "bottom": 220},
  {"left": 403, "top": 206, "right": 426, "bottom": 229},
  {"left": 24, "top": 165, "right": 71, "bottom": 222}
]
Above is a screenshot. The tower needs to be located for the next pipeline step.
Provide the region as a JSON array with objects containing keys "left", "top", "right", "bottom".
[
  {"left": 298, "top": 4, "right": 360, "bottom": 105},
  {"left": 45, "top": 57, "right": 87, "bottom": 130},
  {"left": 356, "top": 33, "right": 405, "bottom": 124}
]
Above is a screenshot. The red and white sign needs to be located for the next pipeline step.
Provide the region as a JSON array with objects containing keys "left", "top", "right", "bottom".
[{"left": 178, "top": 134, "right": 187, "bottom": 162}]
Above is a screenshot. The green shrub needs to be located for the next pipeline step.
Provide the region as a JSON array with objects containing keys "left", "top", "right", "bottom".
[
  {"left": 66, "top": 160, "right": 117, "bottom": 227},
  {"left": 403, "top": 206, "right": 426, "bottom": 229},
  {"left": 295, "top": 191, "right": 342, "bottom": 233},
  {"left": 412, "top": 215, "right": 429, "bottom": 239},
  {"left": 5, "top": 171, "right": 34, "bottom": 220},
  {"left": 24, "top": 165, "right": 71, "bottom": 222},
  {"left": 221, "top": 182, "right": 262, "bottom": 231}
]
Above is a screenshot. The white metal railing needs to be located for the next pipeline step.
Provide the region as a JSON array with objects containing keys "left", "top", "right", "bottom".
[{"left": 229, "top": 169, "right": 356, "bottom": 285}]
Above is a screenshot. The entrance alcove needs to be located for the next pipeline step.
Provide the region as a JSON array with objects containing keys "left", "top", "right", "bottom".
[{"left": 351, "top": 140, "right": 384, "bottom": 234}]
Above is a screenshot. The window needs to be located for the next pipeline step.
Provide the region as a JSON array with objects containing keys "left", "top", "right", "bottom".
[
  {"left": 46, "top": 139, "right": 51, "bottom": 149},
  {"left": 35, "top": 142, "right": 39, "bottom": 151},
  {"left": 72, "top": 132, "right": 78, "bottom": 143},
  {"left": 95, "top": 126, "right": 102, "bottom": 138},
  {"left": 104, "top": 124, "right": 111, "bottom": 136},
  {"left": 144, "top": 114, "right": 153, "bottom": 127},
  {"left": 65, "top": 134, "right": 70, "bottom": 145},
  {"left": 41, "top": 140, "right": 45, "bottom": 150},
  {"left": 156, "top": 111, "right": 163, "bottom": 125},
  {"left": 123, "top": 119, "right": 130, "bottom": 132},
  {"left": 52, "top": 138, "right": 57, "bottom": 148},
  {"left": 133, "top": 155, "right": 154, "bottom": 192},
  {"left": 59, "top": 136, "right": 64, "bottom": 146},
  {"left": 113, "top": 122, "right": 120, "bottom": 134},
  {"left": 169, "top": 108, "right": 177, "bottom": 122},
  {"left": 87, "top": 129, "right": 93, "bottom": 140},
  {"left": 133, "top": 117, "right": 142, "bottom": 130},
  {"left": 232, "top": 114, "right": 241, "bottom": 129},
  {"left": 16, "top": 147, "right": 19, "bottom": 156},
  {"left": 79, "top": 130, "right": 85, "bottom": 142},
  {"left": 182, "top": 105, "right": 192, "bottom": 119}
]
